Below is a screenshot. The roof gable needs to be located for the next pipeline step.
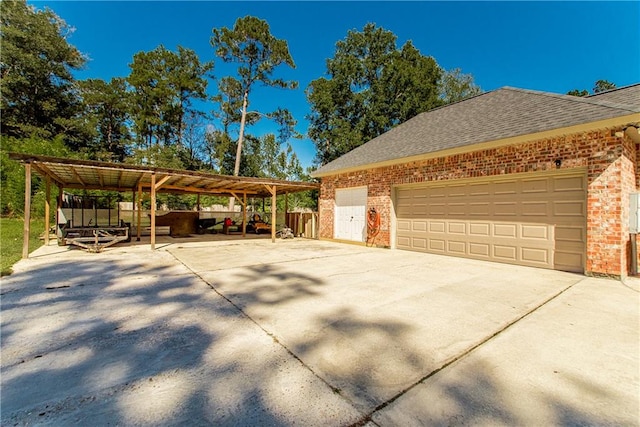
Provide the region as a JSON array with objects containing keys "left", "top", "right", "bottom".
[{"left": 313, "top": 85, "right": 640, "bottom": 177}]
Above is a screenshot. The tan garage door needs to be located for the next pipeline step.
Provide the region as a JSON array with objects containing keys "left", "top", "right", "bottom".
[{"left": 395, "top": 170, "right": 586, "bottom": 272}]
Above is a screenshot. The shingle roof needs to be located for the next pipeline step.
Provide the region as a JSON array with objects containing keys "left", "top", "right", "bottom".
[
  {"left": 312, "top": 85, "right": 640, "bottom": 177},
  {"left": 586, "top": 83, "right": 640, "bottom": 108}
]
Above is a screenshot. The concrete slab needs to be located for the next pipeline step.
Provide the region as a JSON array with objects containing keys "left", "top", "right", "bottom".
[
  {"left": 2, "top": 238, "right": 638, "bottom": 426},
  {"left": 372, "top": 277, "right": 640, "bottom": 426},
  {"left": 1, "top": 243, "right": 362, "bottom": 426},
  {"left": 169, "top": 239, "right": 586, "bottom": 413}
]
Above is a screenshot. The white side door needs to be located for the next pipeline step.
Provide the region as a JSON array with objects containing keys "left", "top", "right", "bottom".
[{"left": 335, "top": 187, "right": 367, "bottom": 242}]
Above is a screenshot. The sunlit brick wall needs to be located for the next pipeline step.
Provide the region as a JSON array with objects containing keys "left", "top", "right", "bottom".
[{"left": 319, "top": 127, "right": 636, "bottom": 276}]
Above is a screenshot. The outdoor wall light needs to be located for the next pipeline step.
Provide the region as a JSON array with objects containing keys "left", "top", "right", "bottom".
[{"left": 555, "top": 158, "right": 562, "bottom": 168}]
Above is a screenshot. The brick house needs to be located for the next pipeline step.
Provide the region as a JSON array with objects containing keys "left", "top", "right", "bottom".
[{"left": 311, "top": 85, "right": 640, "bottom": 277}]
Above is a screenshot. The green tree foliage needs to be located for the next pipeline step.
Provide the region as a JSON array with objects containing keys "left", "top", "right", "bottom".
[
  {"left": 211, "top": 16, "right": 298, "bottom": 176},
  {"left": 566, "top": 89, "right": 589, "bottom": 97},
  {"left": 593, "top": 79, "right": 616, "bottom": 93},
  {"left": 567, "top": 80, "right": 616, "bottom": 97},
  {"left": 78, "top": 78, "right": 131, "bottom": 161},
  {"left": 306, "top": 23, "right": 443, "bottom": 165},
  {"left": 127, "top": 45, "right": 213, "bottom": 155},
  {"left": 0, "top": 1, "right": 85, "bottom": 142},
  {"left": 440, "top": 68, "right": 482, "bottom": 103},
  {"left": 0, "top": 136, "right": 72, "bottom": 215}
]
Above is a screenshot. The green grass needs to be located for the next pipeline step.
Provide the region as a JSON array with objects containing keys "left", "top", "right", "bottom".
[{"left": 1, "top": 217, "right": 45, "bottom": 276}]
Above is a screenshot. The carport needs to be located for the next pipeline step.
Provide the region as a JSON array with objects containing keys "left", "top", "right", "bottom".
[{"left": 9, "top": 153, "right": 319, "bottom": 257}]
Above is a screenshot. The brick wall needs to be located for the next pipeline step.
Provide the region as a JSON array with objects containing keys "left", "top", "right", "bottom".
[{"left": 319, "top": 127, "right": 637, "bottom": 276}]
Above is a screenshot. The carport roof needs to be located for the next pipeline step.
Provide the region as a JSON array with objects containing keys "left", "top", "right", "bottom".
[
  {"left": 9, "top": 153, "right": 319, "bottom": 197},
  {"left": 312, "top": 84, "right": 640, "bottom": 177}
]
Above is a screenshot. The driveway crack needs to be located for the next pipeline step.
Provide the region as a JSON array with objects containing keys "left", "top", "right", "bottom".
[
  {"left": 348, "top": 276, "right": 588, "bottom": 426},
  {"left": 168, "top": 251, "right": 367, "bottom": 423}
]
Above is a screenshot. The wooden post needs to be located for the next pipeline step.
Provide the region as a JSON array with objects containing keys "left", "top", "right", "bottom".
[
  {"left": 284, "top": 192, "right": 289, "bottom": 229},
  {"left": 44, "top": 176, "right": 51, "bottom": 245},
  {"left": 271, "top": 186, "right": 277, "bottom": 243},
  {"left": 56, "top": 185, "right": 63, "bottom": 240},
  {"left": 150, "top": 173, "right": 156, "bottom": 250},
  {"left": 136, "top": 182, "right": 142, "bottom": 241},
  {"left": 242, "top": 192, "right": 247, "bottom": 237},
  {"left": 22, "top": 163, "right": 31, "bottom": 258},
  {"left": 197, "top": 193, "right": 201, "bottom": 211},
  {"left": 131, "top": 189, "right": 136, "bottom": 230}
]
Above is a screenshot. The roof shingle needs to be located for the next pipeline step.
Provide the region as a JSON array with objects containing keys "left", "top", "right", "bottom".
[{"left": 313, "top": 85, "right": 640, "bottom": 176}]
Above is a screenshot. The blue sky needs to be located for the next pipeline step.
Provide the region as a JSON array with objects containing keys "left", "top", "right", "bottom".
[{"left": 31, "top": 1, "right": 640, "bottom": 170}]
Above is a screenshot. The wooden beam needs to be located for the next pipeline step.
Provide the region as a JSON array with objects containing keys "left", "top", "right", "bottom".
[
  {"left": 22, "top": 163, "right": 31, "bottom": 258},
  {"left": 44, "top": 176, "right": 51, "bottom": 245},
  {"left": 71, "top": 168, "right": 87, "bottom": 187},
  {"left": 31, "top": 162, "right": 64, "bottom": 187},
  {"left": 154, "top": 175, "right": 171, "bottom": 190},
  {"left": 116, "top": 170, "right": 124, "bottom": 188},
  {"left": 229, "top": 191, "right": 247, "bottom": 208},
  {"left": 139, "top": 184, "right": 259, "bottom": 195},
  {"left": 96, "top": 169, "right": 105, "bottom": 187},
  {"left": 150, "top": 173, "right": 156, "bottom": 250}
]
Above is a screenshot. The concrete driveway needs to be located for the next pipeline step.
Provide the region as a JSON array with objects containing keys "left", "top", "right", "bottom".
[{"left": 1, "top": 238, "right": 638, "bottom": 426}]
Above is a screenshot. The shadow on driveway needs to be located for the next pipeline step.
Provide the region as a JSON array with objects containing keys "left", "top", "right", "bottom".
[{"left": 1, "top": 239, "right": 637, "bottom": 426}]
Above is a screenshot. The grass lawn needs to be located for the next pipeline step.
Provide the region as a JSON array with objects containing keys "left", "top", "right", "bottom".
[{"left": 1, "top": 217, "right": 45, "bottom": 276}]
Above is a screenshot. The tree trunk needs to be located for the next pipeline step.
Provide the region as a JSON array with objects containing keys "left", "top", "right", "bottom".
[
  {"left": 230, "top": 90, "right": 249, "bottom": 211},
  {"left": 234, "top": 90, "right": 249, "bottom": 177}
]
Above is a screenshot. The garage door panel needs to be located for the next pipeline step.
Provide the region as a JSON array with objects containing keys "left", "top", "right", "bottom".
[
  {"left": 428, "top": 239, "right": 446, "bottom": 252},
  {"left": 412, "top": 238, "right": 427, "bottom": 249},
  {"left": 494, "top": 202, "right": 518, "bottom": 216},
  {"left": 469, "top": 243, "right": 490, "bottom": 257},
  {"left": 447, "top": 185, "right": 467, "bottom": 197},
  {"left": 494, "top": 245, "right": 517, "bottom": 261},
  {"left": 395, "top": 171, "right": 586, "bottom": 272},
  {"left": 555, "top": 251, "right": 583, "bottom": 271},
  {"left": 448, "top": 222, "right": 466, "bottom": 234},
  {"left": 469, "top": 202, "right": 491, "bottom": 215},
  {"left": 554, "top": 201, "right": 584, "bottom": 217},
  {"left": 522, "top": 201, "right": 549, "bottom": 216},
  {"left": 521, "top": 224, "right": 549, "bottom": 240},
  {"left": 397, "top": 236, "right": 410, "bottom": 247},
  {"left": 522, "top": 178, "right": 549, "bottom": 193},
  {"left": 429, "top": 203, "right": 447, "bottom": 216},
  {"left": 522, "top": 247, "right": 550, "bottom": 264},
  {"left": 397, "top": 220, "right": 411, "bottom": 231},
  {"left": 412, "top": 203, "right": 427, "bottom": 216},
  {"left": 554, "top": 175, "right": 585, "bottom": 192},
  {"left": 494, "top": 223, "right": 517, "bottom": 238},
  {"left": 448, "top": 241, "right": 466, "bottom": 254},
  {"left": 429, "top": 221, "right": 445, "bottom": 233},
  {"left": 412, "top": 221, "right": 427, "bottom": 232},
  {"left": 469, "top": 182, "right": 491, "bottom": 196},
  {"left": 494, "top": 180, "right": 518, "bottom": 195},
  {"left": 448, "top": 203, "right": 467, "bottom": 216},
  {"left": 555, "top": 226, "right": 584, "bottom": 243},
  {"left": 470, "top": 222, "right": 491, "bottom": 236}
]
